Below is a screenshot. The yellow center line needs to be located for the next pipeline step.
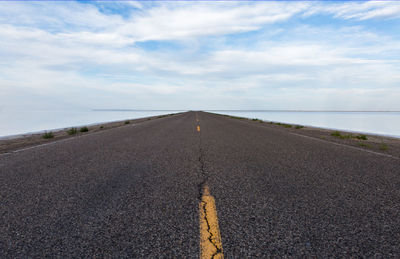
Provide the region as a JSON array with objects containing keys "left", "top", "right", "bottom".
[
  {"left": 197, "top": 125, "right": 201, "bottom": 132},
  {"left": 199, "top": 184, "right": 224, "bottom": 259}
]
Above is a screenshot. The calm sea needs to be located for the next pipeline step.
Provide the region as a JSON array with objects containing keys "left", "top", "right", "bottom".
[{"left": 0, "top": 110, "right": 399, "bottom": 138}]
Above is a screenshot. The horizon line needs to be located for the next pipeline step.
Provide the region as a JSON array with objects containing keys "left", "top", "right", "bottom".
[{"left": 92, "top": 109, "right": 400, "bottom": 112}]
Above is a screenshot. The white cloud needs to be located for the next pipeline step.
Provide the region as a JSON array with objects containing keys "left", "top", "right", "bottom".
[
  {"left": 305, "top": 1, "right": 400, "bottom": 20},
  {"left": 118, "top": 2, "right": 309, "bottom": 41},
  {"left": 1, "top": 1, "right": 400, "bottom": 111},
  {"left": 124, "top": 1, "right": 144, "bottom": 10},
  {"left": 0, "top": 2, "right": 310, "bottom": 44},
  {"left": 0, "top": 2, "right": 124, "bottom": 30}
]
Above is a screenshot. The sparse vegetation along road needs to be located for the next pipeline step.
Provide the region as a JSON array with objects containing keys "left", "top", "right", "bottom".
[{"left": 1, "top": 111, "right": 400, "bottom": 257}]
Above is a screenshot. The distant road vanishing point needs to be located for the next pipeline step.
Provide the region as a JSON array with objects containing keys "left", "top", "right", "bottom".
[{"left": 1, "top": 111, "right": 400, "bottom": 257}]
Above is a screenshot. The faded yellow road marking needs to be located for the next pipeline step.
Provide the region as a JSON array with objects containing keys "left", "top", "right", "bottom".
[
  {"left": 197, "top": 125, "right": 201, "bottom": 132},
  {"left": 199, "top": 184, "right": 224, "bottom": 259}
]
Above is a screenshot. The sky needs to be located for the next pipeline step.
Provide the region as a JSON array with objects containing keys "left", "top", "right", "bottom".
[{"left": 1, "top": 0, "right": 400, "bottom": 111}]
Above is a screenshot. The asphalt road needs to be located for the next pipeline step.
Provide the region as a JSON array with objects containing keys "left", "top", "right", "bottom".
[{"left": 1, "top": 111, "right": 400, "bottom": 257}]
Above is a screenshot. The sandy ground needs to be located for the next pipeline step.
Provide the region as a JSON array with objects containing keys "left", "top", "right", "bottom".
[
  {"left": 217, "top": 113, "right": 400, "bottom": 159},
  {"left": 0, "top": 113, "right": 180, "bottom": 154},
  {"left": 1, "top": 111, "right": 399, "bottom": 159}
]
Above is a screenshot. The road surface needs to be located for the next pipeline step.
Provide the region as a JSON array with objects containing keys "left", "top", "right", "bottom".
[{"left": 1, "top": 111, "right": 400, "bottom": 257}]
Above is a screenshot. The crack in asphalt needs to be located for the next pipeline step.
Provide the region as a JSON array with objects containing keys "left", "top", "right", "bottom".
[
  {"left": 196, "top": 115, "right": 223, "bottom": 259},
  {"left": 197, "top": 118, "right": 207, "bottom": 198},
  {"left": 200, "top": 197, "right": 224, "bottom": 259}
]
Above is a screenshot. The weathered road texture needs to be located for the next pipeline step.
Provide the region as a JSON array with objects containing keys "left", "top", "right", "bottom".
[{"left": 1, "top": 111, "right": 400, "bottom": 257}]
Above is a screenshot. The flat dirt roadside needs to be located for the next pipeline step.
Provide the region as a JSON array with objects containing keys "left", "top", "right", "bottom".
[
  {"left": 0, "top": 113, "right": 182, "bottom": 154},
  {"left": 215, "top": 113, "right": 400, "bottom": 159}
]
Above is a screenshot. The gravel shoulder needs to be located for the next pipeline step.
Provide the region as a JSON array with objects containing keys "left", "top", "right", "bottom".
[
  {"left": 0, "top": 113, "right": 181, "bottom": 154},
  {"left": 211, "top": 112, "right": 400, "bottom": 159}
]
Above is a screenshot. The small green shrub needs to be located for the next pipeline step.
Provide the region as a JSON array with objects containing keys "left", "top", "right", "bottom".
[
  {"left": 229, "top": 116, "right": 244, "bottom": 120},
  {"left": 100, "top": 126, "right": 104, "bottom": 129},
  {"left": 42, "top": 132, "right": 54, "bottom": 139},
  {"left": 356, "top": 135, "right": 368, "bottom": 140},
  {"left": 67, "top": 128, "right": 77, "bottom": 135},
  {"left": 295, "top": 125, "right": 304, "bottom": 129},
  {"left": 331, "top": 131, "right": 352, "bottom": 139},
  {"left": 332, "top": 131, "right": 368, "bottom": 140},
  {"left": 379, "top": 143, "right": 388, "bottom": 151},
  {"left": 276, "top": 122, "right": 292, "bottom": 128},
  {"left": 80, "top": 127, "right": 89, "bottom": 132},
  {"left": 124, "top": 120, "right": 130, "bottom": 124},
  {"left": 357, "top": 142, "right": 371, "bottom": 148}
]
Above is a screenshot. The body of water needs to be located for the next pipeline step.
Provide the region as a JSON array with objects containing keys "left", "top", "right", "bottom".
[
  {"left": 208, "top": 110, "right": 400, "bottom": 138},
  {"left": 1, "top": 110, "right": 399, "bottom": 138}
]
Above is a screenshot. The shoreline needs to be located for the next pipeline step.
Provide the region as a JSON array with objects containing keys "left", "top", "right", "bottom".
[
  {"left": 0, "top": 113, "right": 181, "bottom": 154},
  {"left": 0, "top": 118, "right": 154, "bottom": 140},
  {"left": 267, "top": 120, "right": 400, "bottom": 140},
  {"left": 211, "top": 113, "right": 400, "bottom": 139},
  {"left": 1, "top": 111, "right": 400, "bottom": 159},
  {"left": 212, "top": 112, "right": 400, "bottom": 159}
]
